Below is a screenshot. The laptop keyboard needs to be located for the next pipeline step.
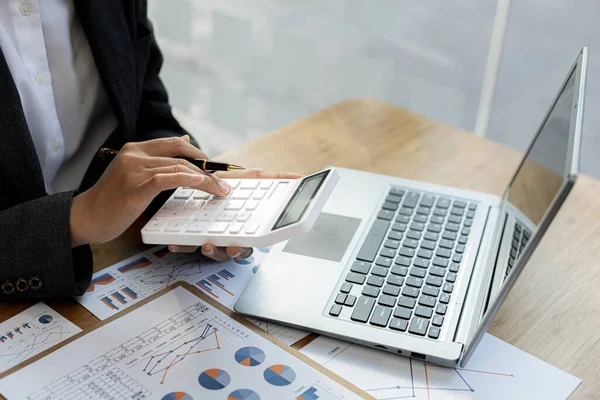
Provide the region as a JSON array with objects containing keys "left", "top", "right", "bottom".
[
  {"left": 328, "top": 187, "right": 478, "bottom": 340},
  {"left": 506, "top": 222, "right": 531, "bottom": 277}
]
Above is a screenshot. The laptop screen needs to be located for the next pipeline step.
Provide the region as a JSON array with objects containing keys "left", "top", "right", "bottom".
[{"left": 503, "top": 69, "right": 576, "bottom": 227}]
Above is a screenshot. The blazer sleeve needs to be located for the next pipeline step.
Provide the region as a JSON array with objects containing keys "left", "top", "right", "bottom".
[{"left": 0, "top": 191, "right": 93, "bottom": 300}]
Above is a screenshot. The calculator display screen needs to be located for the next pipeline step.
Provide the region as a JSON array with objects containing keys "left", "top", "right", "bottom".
[{"left": 272, "top": 170, "right": 330, "bottom": 230}]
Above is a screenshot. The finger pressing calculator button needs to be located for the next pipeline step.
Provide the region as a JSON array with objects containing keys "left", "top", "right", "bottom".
[
  {"left": 237, "top": 212, "right": 252, "bottom": 222},
  {"left": 165, "top": 221, "right": 188, "bottom": 232},
  {"left": 145, "top": 220, "right": 166, "bottom": 231},
  {"left": 245, "top": 200, "right": 259, "bottom": 211},
  {"left": 184, "top": 200, "right": 205, "bottom": 210},
  {"left": 187, "top": 222, "right": 209, "bottom": 233},
  {"left": 217, "top": 211, "right": 237, "bottom": 222},
  {"left": 240, "top": 180, "right": 259, "bottom": 190},
  {"left": 205, "top": 200, "right": 225, "bottom": 210},
  {"left": 245, "top": 223, "right": 260, "bottom": 234},
  {"left": 155, "top": 210, "right": 196, "bottom": 220},
  {"left": 196, "top": 210, "right": 217, "bottom": 221},
  {"left": 208, "top": 222, "right": 229, "bottom": 233},
  {"left": 225, "top": 200, "right": 245, "bottom": 211},
  {"left": 259, "top": 181, "right": 273, "bottom": 190},
  {"left": 229, "top": 222, "right": 244, "bottom": 234},
  {"left": 253, "top": 191, "right": 266, "bottom": 200},
  {"left": 232, "top": 190, "right": 252, "bottom": 200},
  {"left": 193, "top": 190, "right": 211, "bottom": 200},
  {"left": 174, "top": 188, "right": 194, "bottom": 199},
  {"left": 164, "top": 199, "right": 186, "bottom": 209}
]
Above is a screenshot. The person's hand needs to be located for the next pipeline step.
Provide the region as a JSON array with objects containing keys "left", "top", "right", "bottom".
[
  {"left": 70, "top": 135, "right": 230, "bottom": 247},
  {"left": 167, "top": 168, "right": 303, "bottom": 261}
]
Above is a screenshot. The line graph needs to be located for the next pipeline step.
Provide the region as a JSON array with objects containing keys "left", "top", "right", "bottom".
[
  {"left": 0, "top": 325, "right": 76, "bottom": 364},
  {"left": 138, "top": 260, "right": 203, "bottom": 286},
  {"left": 143, "top": 323, "right": 221, "bottom": 384}
]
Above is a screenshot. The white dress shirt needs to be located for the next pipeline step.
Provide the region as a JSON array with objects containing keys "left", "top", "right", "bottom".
[{"left": 0, "top": 0, "right": 117, "bottom": 194}]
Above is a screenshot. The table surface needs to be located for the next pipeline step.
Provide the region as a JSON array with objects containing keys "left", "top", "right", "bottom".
[{"left": 2, "top": 99, "right": 599, "bottom": 398}]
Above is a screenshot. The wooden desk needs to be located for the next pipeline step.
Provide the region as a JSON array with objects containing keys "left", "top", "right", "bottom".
[{"left": 1, "top": 99, "right": 599, "bottom": 398}]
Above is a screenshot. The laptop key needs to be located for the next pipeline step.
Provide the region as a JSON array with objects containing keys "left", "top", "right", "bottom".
[
  {"left": 414, "top": 215, "right": 427, "bottom": 223},
  {"left": 389, "top": 318, "right": 409, "bottom": 332},
  {"left": 443, "top": 231, "right": 457, "bottom": 240},
  {"left": 440, "top": 239, "right": 454, "bottom": 249},
  {"left": 436, "top": 304, "right": 448, "bottom": 315},
  {"left": 431, "top": 216, "right": 445, "bottom": 225},
  {"left": 413, "top": 258, "right": 429, "bottom": 268},
  {"left": 433, "top": 208, "right": 447, "bottom": 217},
  {"left": 406, "top": 276, "right": 423, "bottom": 288},
  {"left": 448, "top": 215, "right": 462, "bottom": 224},
  {"left": 453, "top": 253, "right": 463, "bottom": 263},
  {"left": 427, "top": 223, "right": 442, "bottom": 233},
  {"left": 462, "top": 227, "right": 470, "bottom": 235},
  {"left": 426, "top": 275, "right": 443, "bottom": 287},
  {"left": 432, "top": 315, "right": 444, "bottom": 326},
  {"left": 467, "top": 210, "right": 476, "bottom": 218},
  {"left": 409, "top": 267, "right": 427, "bottom": 279},
  {"left": 420, "top": 240, "right": 436, "bottom": 251},
  {"left": 430, "top": 267, "right": 446, "bottom": 277},
  {"left": 449, "top": 262, "right": 460, "bottom": 272},
  {"left": 367, "top": 276, "right": 385, "bottom": 287},
  {"left": 346, "top": 272, "right": 366, "bottom": 284},
  {"left": 386, "top": 194, "right": 402, "bottom": 204},
  {"left": 406, "top": 230, "right": 421, "bottom": 240},
  {"left": 464, "top": 219, "right": 473, "bottom": 227},
  {"left": 340, "top": 282, "right": 353, "bottom": 293},
  {"left": 391, "top": 265, "right": 409, "bottom": 276},
  {"left": 377, "top": 210, "right": 394, "bottom": 221},
  {"left": 370, "top": 306, "right": 392, "bottom": 327},
  {"left": 345, "top": 295, "right": 357, "bottom": 307},
  {"left": 424, "top": 231, "right": 439, "bottom": 241},
  {"left": 420, "top": 195, "right": 435, "bottom": 208},
  {"left": 384, "top": 239, "right": 400, "bottom": 249},
  {"left": 394, "top": 256, "right": 411, "bottom": 266},
  {"left": 383, "top": 284, "right": 401, "bottom": 296},
  {"left": 356, "top": 219, "right": 390, "bottom": 262},
  {"left": 335, "top": 293, "right": 347, "bottom": 304},
  {"left": 402, "top": 286, "right": 420, "bottom": 298},
  {"left": 378, "top": 295, "right": 397, "bottom": 308},
  {"left": 388, "top": 230, "right": 403, "bottom": 241},
  {"left": 362, "top": 286, "right": 380, "bottom": 298},
  {"left": 399, "top": 247, "right": 415, "bottom": 257},
  {"left": 459, "top": 235, "right": 468, "bottom": 244},
  {"left": 410, "top": 222, "right": 425, "bottom": 232},
  {"left": 409, "top": 317, "right": 430, "bottom": 336},
  {"left": 376, "top": 257, "right": 392, "bottom": 267},
  {"left": 454, "top": 200, "right": 466, "bottom": 208},
  {"left": 417, "top": 249, "right": 433, "bottom": 259},
  {"left": 469, "top": 203, "right": 477, "bottom": 211},
  {"left": 380, "top": 248, "right": 396, "bottom": 259},
  {"left": 396, "top": 215, "right": 410, "bottom": 224},
  {"left": 372, "top": 266, "right": 389, "bottom": 277},
  {"left": 419, "top": 295, "right": 437, "bottom": 308},
  {"left": 455, "top": 244, "right": 465, "bottom": 254},
  {"left": 432, "top": 257, "right": 449, "bottom": 267},
  {"left": 446, "top": 223, "right": 460, "bottom": 232},
  {"left": 387, "top": 275, "right": 404, "bottom": 286},
  {"left": 329, "top": 304, "right": 342, "bottom": 316},
  {"left": 446, "top": 273, "right": 457, "bottom": 283},
  {"left": 351, "top": 261, "right": 371, "bottom": 274},
  {"left": 436, "top": 248, "right": 452, "bottom": 258},
  {"left": 392, "top": 307, "right": 411, "bottom": 322},
  {"left": 415, "top": 306, "right": 433, "bottom": 318},
  {"left": 382, "top": 202, "right": 399, "bottom": 211},
  {"left": 351, "top": 297, "right": 376, "bottom": 323},
  {"left": 392, "top": 223, "right": 408, "bottom": 232},
  {"left": 403, "top": 192, "right": 420, "bottom": 208},
  {"left": 450, "top": 207, "right": 464, "bottom": 216},
  {"left": 403, "top": 239, "right": 419, "bottom": 249},
  {"left": 390, "top": 188, "right": 405, "bottom": 196},
  {"left": 443, "top": 283, "right": 454, "bottom": 293},
  {"left": 417, "top": 206, "right": 431, "bottom": 215},
  {"left": 398, "top": 296, "right": 416, "bottom": 309},
  {"left": 428, "top": 326, "right": 441, "bottom": 339},
  {"left": 437, "top": 198, "right": 451, "bottom": 209},
  {"left": 422, "top": 285, "right": 440, "bottom": 297},
  {"left": 440, "top": 293, "right": 451, "bottom": 304},
  {"left": 399, "top": 207, "right": 414, "bottom": 216}
]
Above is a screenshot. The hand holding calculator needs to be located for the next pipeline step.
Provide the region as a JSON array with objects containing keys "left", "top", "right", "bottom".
[{"left": 142, "top": 168, "right": 339, "bottom": 247}]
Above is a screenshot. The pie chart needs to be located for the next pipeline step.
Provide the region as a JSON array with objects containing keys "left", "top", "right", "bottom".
[
  {"left": 198, "top": 368, "right": 231, "bottom": 390},
  {"left": 263, "top": 364, "right": 296, "bottom": 386},
  {"left": 234, "top": 346, "right": 265, "bottom": 367},
  {"left": 38, "top": 315, "right": 53, "bottom": 324},
  {"left": 161, "top": 392, "right": 193, "bottom": 400},
  {"left": 228, "top": 389, "right": 260, "bottom": 400}
]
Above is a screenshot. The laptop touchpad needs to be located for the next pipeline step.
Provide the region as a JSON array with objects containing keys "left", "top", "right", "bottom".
[{"left": 283, "top": 213, "right": 361, "bottom": 262}]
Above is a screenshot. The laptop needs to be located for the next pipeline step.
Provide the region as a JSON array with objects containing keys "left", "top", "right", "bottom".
[{"left": 234, "top": 47, "right": 588, "bottom": 367}]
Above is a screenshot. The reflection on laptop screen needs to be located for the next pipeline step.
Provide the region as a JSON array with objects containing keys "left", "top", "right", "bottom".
[{"left": 506, "top": 70, "right": 575, "bottom": 226}]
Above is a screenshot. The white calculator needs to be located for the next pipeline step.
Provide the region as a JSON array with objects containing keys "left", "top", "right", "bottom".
[{"left": 141, "top": 168, "right": 339, "bottom": 247}]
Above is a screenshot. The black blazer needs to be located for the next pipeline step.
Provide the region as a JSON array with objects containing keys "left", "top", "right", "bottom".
[{"left": 0, "top": 0, "right": 190, "bottom": 300}]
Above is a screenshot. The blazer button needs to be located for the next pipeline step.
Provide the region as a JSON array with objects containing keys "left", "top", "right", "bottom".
[
  {"left": 29, "top": 276, "right": 43, "bottom": 291},
  {"left": 1, "top": 281, "right": 15, "bottom": 295},
  {"left": 16, "top": 278, "right": 29, "bottom": 292}
]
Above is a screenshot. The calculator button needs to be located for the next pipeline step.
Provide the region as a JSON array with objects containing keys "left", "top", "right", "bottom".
[
  {"left": 205, "top": 200, "right": 225, "bottom": 210},
  {"left": 195, "top": 210, "right": 217, "bottom": 221},
  {"left": 145, "top": 220, "right": 166, "bottom": 231},
  {"left": 240, "top": 180, "right": 259, "bottom": 190},
  {"left": 217, "top": 211, "right": 237, "bottom": 222},
  {"left": 225, "top": 200, "right": 245, "bottom": 211},
  {"left": 174, "top": 188, "right": 193, "bottom": 199},
  {"left": 232, "top": 190, "right": 252, "bottom": 200},
  {"left": 226, "top": 179, "right": 240, "bottom": 189},
  {"left": 229, "top": 222, "right": 244, "bottom": 234},
  {"left": 259, "top": 181, "right": 273, "bottom": 190},
  {"left": 154, "top": 210, "right": 196, "bottom": 220},
  {"left": 193, "top": 191, "right": 211, "bottom": 200},
  {"left": 237, "top": 212, "right": 252, "bottom": 222},
  {"left": 245, "top": 223, "right": 260, "bottom": 234},
  {"left": 208, "top": 222, "right": 229, "bottom": 233},
  {"left": 186, "top": 222, "right": 209, "bottom": 233},
  {"left": 245, "top": 200, "right": 259, "bottom": 211},
  {"left": 164, "top": 199, "right": 186, "bottom": 209},
  {"left": 253, "top": 191, "right": 266, "bottom": 200},
  {"left": 184, "top": 200, "right": 205, "bottom": 210},
  {"left": 165, "top": 220, "right": 187, "bottom": 232}
]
